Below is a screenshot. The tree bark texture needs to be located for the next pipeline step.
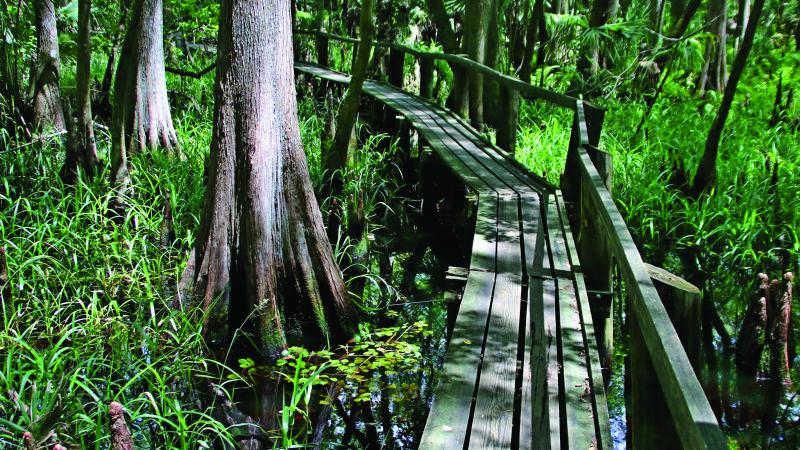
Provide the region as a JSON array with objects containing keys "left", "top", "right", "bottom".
[
  {"left": 735, "top": 273, "right": 768, "bottom": 426},
  {"left": 111, "top": 0, "right": 178, "bottom": 203},
  {"left": 693, "top": 0, "right": 764, "bottom": 196},
  {"left": 735, "top": 0, "right": 751, "bottom": 52},
  {"left": 179, "top": 0, "right": 355, "bottom": 359},
  {"left": 31, "top": 0, "right": 65, "bottom": 132},
  {"left": 61, "top": 0, "right": 101, "bottom": 183},
  {"left": 109, "top": 402, "right": 134, "bottom": 450}
]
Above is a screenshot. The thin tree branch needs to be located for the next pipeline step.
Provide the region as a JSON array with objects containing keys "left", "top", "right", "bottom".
[{"left": 165, "top": 62, "right": 216, "bottom": 78}]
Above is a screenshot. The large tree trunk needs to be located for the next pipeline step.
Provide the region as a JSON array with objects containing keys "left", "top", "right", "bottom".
[
  {"left": 111, "top": 0, "right": 178, "bottom": 205},
  {"left": 178, "top": 0, "right": 355, "bottom": 362},
  {"left": 31, "top": 0, "right": 65, "bottom": 132},
  {"left": 61, "top": 0, "right": 101, "bottom": 183},
  {"left": 324, "top": 0, "right": 374, "bottom": 195},
  {"left": 692, "top": 0, "right": 764, "bottom": 196}
]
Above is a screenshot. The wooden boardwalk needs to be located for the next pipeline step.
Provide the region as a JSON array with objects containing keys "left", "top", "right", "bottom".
[{"left": 296, "top": 63, "right": 611, "bottom": 449}]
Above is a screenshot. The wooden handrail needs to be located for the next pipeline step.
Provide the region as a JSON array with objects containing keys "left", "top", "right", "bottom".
[
  {"left": 297, "top": 27, "right": 725, "bottom": 447},
  {"left": 575, "top": 146, "right": 727, "bottom": 450},
  {"left": 295, "top": 29, "right": 579, "bottom": 109}
]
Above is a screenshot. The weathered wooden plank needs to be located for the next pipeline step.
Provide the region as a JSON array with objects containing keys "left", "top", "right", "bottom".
[
  {"left": 545, "top": 195, "right": 597, "bottom": 449},
  {"left": 376, "top": 90, "right": 517, "bottom": 196},
  {"left": 519, "top": 213, "right": 547, "bottom": 450},
  {"left": 556, "top": 192, "right": 612, "bottom": 450},
  {"left": 554, "top": 192, "right": 582, "bottom": 273},
  {"left": 297, "top": 61, "right": 622, "bottom": 450},
  {"left": 420, "top": 193, "right": 499, "bottom": 448},
  {"left": 428, "top": 107, "right": 552, "bottom": 194},
  {"left": 367, "top": 87, "right": 497, "bottom": 193},
  {"left": 469, "top": 192, "right": 500, "bottom": 273},
  {"left": 394, "top": 95, "right": 546, "bottom": 194},
  {"left": 530, "top": 275, "right": 561, "bottom": 450},
  {"left": 469, "top": 196, "right": 524, "bottom": 449},
  {"left": 555, "top": 276, "right": 597, "bottom": 450},
  {"left": 629, "top": 266, "right": 701, "bottom": 450},
  {"left": 573, "top": 272, "right": 613, "bottom": 450},
  {"left": 576, "top": 147, "right": 727, "bottom": 450}
]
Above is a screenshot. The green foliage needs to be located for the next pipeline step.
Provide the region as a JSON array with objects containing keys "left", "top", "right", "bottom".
[
  {"left": 0, "top": 135, "right": 236, "bottom": 448},
  {"left": 274, "top": 320, "right": 431, "bottom": 404}
]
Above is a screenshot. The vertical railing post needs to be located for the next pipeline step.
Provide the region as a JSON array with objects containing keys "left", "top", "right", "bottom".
[
  {"left": 562, "top": 100, "right": 615, "bottom": 377},
  {"left": 627, "top": 266, "right": 702, "bottom": 449},
  {"left": 388, "top": 47, "right": 405, "bottom": 88},
  {"left": 316, "top": 32, "right": 330, "bottom": 67},
  {"left": 419, "top": 56, "right": 434, "bottom": 99}
]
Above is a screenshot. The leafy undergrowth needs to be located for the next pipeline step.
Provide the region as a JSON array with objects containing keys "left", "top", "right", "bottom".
[{"left": 0, "top": 128, "right": 236, "bottom": 447}]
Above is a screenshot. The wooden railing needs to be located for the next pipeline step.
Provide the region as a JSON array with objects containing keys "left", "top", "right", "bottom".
[{"left": 295, "top": 29, "right": 727, "bottom": 450}]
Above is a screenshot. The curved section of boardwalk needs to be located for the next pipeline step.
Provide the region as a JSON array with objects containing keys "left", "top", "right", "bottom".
[{"left": 296, "top": 63, "right": 611, "bottom": 450}]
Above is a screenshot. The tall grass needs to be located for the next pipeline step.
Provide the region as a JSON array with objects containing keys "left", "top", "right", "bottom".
[{"left": 0, "top": 130, "right": 241, "bottom": 448}]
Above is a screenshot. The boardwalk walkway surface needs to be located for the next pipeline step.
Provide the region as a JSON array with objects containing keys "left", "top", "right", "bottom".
[{"left": 296, "top": 62, "right": 611, "bottom": 450}]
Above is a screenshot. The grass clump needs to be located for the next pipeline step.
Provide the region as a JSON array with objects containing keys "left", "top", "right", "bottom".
[{"left": 0, "top": 117, "right": 240, "bottom": 448}]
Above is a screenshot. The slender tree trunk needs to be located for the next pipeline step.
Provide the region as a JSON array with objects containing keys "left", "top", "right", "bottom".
[
  {"left": 369, "top": 0, "right": 392, "bottom": 80},
  {"left": 692, "top": 0, "right": 765, "bottom": 196},
  {"left": 698, "top": 0, "right": 728, "bottom": 94},
  {"left": 735, "top": 274, "right": 768, "bottom": 426},
  {"left": 178, "top": 0, "right": 356, "bottom": 364},
  {"left": 648, "top": 0, "right": 666, "bottom": 48},
  {"left": 111, "top": 0, "right": 178, "bottom": 206},
  {"left": 580, "top": 0, "right": 619, "bottom": 77},
  {"left": 482, "top": 10, "right": 500, "bottom": 129},
  {"left": 315, "top": 0, "right": 329, "bottom": 66},
  {"left": 735, "top": 0, "right": 751, "bottom": 52},
  {"left": 497, "top": 0, "right": 543, "bottom": 153},
  {"left": 325, "top": 0, "right": 374, "bottom": 195},
  {"left": 426, "top": 0, "right": 469, "bottom": 118},
  {"left": 97, "top": 0, "right": 130, "bottom": 120},
  {"left": 464, "top": 0, "right": 492, "bottom": 129},
  {"left": 31, "top": 0, "right": 65, "bottom": 132},
  {"left": 61, "top": 0, "right": 101, "bottom": 183}
]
